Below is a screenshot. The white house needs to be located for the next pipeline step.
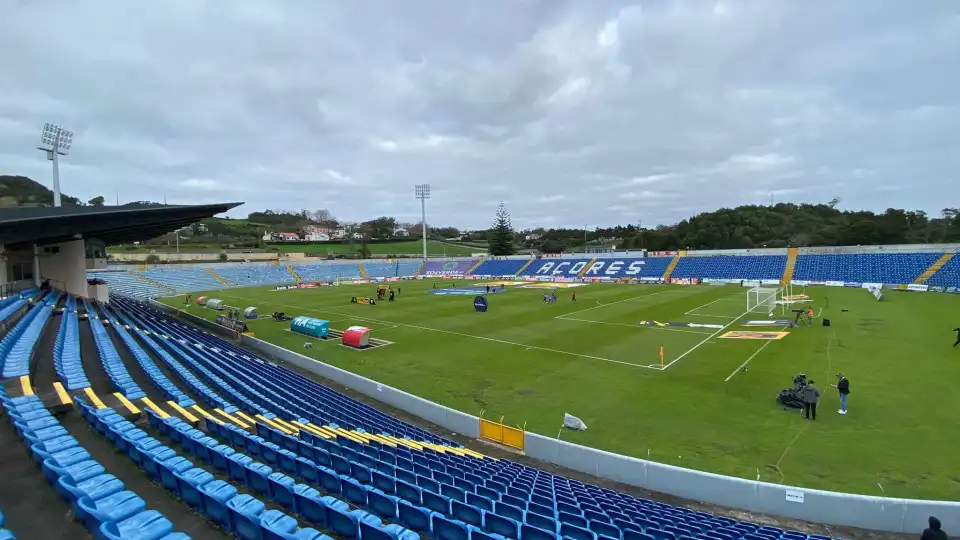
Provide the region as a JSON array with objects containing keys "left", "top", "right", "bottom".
[{"left": 393, "top": 228, "right": 410, "bottom": 237}]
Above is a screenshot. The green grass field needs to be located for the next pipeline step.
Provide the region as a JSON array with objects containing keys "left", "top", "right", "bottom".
[
  {"left": 271, "top": 240, "right": 482, "bottom": 257},
  {"left": 160, "top": 280, "right": 960, "bottom": 500}
]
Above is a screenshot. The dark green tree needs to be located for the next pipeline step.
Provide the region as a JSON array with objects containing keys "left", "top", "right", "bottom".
[
  {"left": 88, "top": 195, "right": 105, "bottom": 206},
  {"left": 488, "top": 202, "right": 516, "bottom": 256}
]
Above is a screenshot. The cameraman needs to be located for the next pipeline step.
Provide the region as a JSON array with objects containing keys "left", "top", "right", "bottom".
[{"left": 803, "top": 379, "right": 821, "bottom": 420}]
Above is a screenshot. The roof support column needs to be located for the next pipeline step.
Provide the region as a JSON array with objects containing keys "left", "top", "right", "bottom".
[
  {"left": 0, "top": 244, "right": 7, "bottom": 287},
  {"left": 33, "top": 243, "right": 41, "bottom": 287}
]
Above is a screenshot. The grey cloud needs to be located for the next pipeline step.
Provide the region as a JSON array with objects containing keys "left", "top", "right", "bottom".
[{"left": 1, "top": 0, "right": 958, "bottom": 230}]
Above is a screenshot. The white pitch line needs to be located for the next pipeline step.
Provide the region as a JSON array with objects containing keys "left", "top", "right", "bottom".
[
  {"left": 220, "top": 294, "right": 660, "bottom": 370},
  {"left": 555, "top": 289, "right": 673, "bottom": 318},
  {"left": 684, "top": 297, "right": 726, "bottom": 315},
  {"left": 723, "top": 324, "right": 791, "bottom": 382},
  {"left": 660, "top": 308, "right": 753, "bottom": 370},
  {"left": 557, "top": 317, "right": 715, "bottom": 335}
]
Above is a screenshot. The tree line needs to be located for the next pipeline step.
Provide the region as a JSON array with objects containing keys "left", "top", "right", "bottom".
[{"left": 487, "top": 202, "right": 960, "bottom": 255}]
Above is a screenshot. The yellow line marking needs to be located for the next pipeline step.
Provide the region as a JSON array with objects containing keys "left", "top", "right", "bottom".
[
  {"left": 334, "top": 428, "right": 367, "bottom": 445},
  {"left": 271, "top": 417, "right": 299, "bottom": 433},
  {"left": 349, "top": 430, "right": 375, "bottom": 443},
  {"left": 214, "top": 408, "right": 249, "bottom": 429},
  {"left": 255, "top": 415, "right": 293, "bottom": 435},
  {"left": 84, "top": 387, "right": 107, "bottom": 409},
  {"left": 366, "top": 433, "right": 398, "bottom": 447},
  {"left": 233, "top": 411, "right": 257, "bottom": 425},
  {"left": 113, "top": 393, "right": 140, "bottom": 414},
  {"left": 293, "top": 422, "right": 328, "bottom": 438},
  {"left": 192, "top": 405, "right": 225, "bottom": 425},
  {"left": 140, "top": 397, "right": 170, "bottom": 419},
  {"left": 53, "top": 382, "right": 72, "bottom": 404},
  {"left": 20, "top": 376, "right": 33, "bottom": 396},
  {"left": 311, "top": 425, "right": 338, "bottom": 439},
  {"left": 386, "top": 436, "right": 423, "bottom": 451},
  {"left": 166, "top": 401, "right": 199, "bottom": 423}
]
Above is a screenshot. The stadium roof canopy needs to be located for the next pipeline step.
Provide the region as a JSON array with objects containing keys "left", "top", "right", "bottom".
[{"left": 0, "top": 202, "right": 242, "bottom": 249}]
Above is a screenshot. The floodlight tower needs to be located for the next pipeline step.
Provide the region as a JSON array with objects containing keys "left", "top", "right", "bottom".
[
  {"left": 415, "top": 184, "right": 431, "bottom": 262},
  {"left": 37, "top": 123, "right": 74, "bottom": 207}
]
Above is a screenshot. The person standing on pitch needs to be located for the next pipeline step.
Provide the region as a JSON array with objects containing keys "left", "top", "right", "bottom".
[
  {"left": 831, "top": 373, "right": 850, "bottom": 415},
  {"left": 953, "top": 327, "right": 960, "bottom": 348},
  {"left": 802, "top": 380, "right": 821, "bottom": 420},
  {"left": 806, "top": 306, "right": 814, "bottom": 326}
]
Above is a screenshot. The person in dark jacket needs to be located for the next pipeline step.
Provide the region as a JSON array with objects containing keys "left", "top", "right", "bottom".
[
  {"left": 831, "top": 373, "right": 850, "bottom": 415},
  {"left": 802, "top": 380, "right": 821, "bottom": 420},
  {"left": 921, "top": 516, "right": 947, "bottom": 540},
  {"left": 953, "top": 328, "right": 960, "bottom": 348}
]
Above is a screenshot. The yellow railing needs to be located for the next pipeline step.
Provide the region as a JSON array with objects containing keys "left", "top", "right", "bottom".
[{"left": 479, "top": 411, "right": 525, "bottom": 451}]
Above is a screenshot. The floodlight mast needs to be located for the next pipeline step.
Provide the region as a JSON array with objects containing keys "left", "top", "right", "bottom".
[
  {"left": 37, "top": 123, "right": 74, "bottom": 208},
  {"left": 415, "top": 184, "right": 431, "bottom": 262}
]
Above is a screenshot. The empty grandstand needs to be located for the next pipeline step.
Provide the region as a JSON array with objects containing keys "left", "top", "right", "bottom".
[
  {"left": 364, "top": 260, "right": 423, "bottom": 278},
  {"left": 215, "top": 264, "right": 295, "bottom": 287},
  {"left": 471, "top": 259, "right": 530, "bottom": 276},
  {"left": 670, "top": 255, "right": 787, "bottom": 281},
  {"left": 792, "top": 253, "right": 942, "bottom": 284},
  {"left": 419, "top": 259, "right": 478, "bottom": 276},
  {"left": 88, "top": 270, "right": 175, "bottom": 298},
  {"left": 927, "top": 254, "right": 960, "bottom": 287}
]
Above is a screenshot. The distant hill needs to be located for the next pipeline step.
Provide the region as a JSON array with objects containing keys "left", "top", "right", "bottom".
[{"left": 0, "top": 175, "right": 83, "bottom": 207}]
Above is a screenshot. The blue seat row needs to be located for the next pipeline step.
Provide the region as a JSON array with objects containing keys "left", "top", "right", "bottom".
[
  {"left": 54, "top": 296, "right": 90, "bottom": 391},
  {"left": 149, "top": 410, "right": 424, "bottom": 540},
  {"left": 1, "top": 388, "right": 187, "bottom": 540},
  {"left": 105, "top": 304, "right": 238, "bottom": 413},
  {"left": 97, "top": 304, "right": 195, "bottom": 407},
  {"left": 0, "top": 288, "right": 37, "bottom": 326},
  {"left": 0, "top": 507, "right": 15, "bottom": 539},
  {"left": 117, "top": 298, "right": 446, "bottom": 444},
  {"left": 1, "top": 293, "right": 57, "bottom": 378},
  {"left": 114, "top": 301, "right": 308, "bottom": 422},
  {"left": 84, "top": 300, "right": 148, "bottom": 400}
]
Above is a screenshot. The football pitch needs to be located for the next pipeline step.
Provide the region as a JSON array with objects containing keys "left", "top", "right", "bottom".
[{"left": 159, "top": 280, "right": 960, "bottom": 500}]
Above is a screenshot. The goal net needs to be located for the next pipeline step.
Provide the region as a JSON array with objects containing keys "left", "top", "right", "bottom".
[{"left": 747, "top": 286, "right": 781, "bottom": 314}]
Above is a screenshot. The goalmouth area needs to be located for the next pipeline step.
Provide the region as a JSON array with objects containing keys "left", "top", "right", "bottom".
[{"left": 159, "top": 278, "right": 960, "bottom": 504}]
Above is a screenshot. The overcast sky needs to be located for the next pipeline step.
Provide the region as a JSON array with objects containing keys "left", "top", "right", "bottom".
[{"left": 1, "top": 1, "right": 958, "bottom": 230}]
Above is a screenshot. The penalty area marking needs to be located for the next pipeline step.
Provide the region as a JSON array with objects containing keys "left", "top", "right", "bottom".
[
  {"left": 684, "top": 296, "right": 744, "bottom": 319},
  {"left": 556, "top": 317, "right": 715, "bottom": 335},
  {"left": 556, "top": 289, "right": 675, "bottom": 319},
  {"left": 218, "top": 294, "right": 661, "bottom": 370},
  {"left": 660, "top": 307, "right": 753, "bottom": 370},
  {"left": 722, "top": 324, "right": 791, "bottom": 382}
]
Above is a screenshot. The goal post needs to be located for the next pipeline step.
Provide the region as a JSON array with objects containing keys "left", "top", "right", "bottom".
[{"left": 747, "top": 285, "right": 781, "bottom": 314}]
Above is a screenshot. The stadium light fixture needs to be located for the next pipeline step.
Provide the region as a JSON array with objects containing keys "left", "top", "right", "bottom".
[
  {"left": 37, "top": 123, "right": 75, "bottom": 208},
  {"left": 415, "top": 184, "right": 431, "bottom": 261}
]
